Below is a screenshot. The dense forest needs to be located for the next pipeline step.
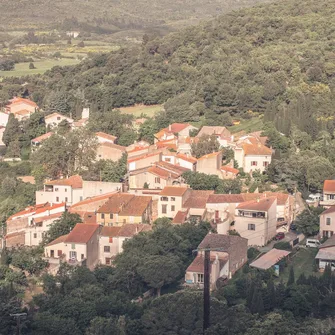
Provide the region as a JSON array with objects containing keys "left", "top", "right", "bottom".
[
  {"left": 2, "top": 0, "right": 334, "bottom": 137},
  {"left": 0, "top": 0, "right": 270, "bottom": 32}
]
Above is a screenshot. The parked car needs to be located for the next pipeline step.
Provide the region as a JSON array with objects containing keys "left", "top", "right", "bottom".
[
  {"left": 277, "top": 218, "right": 288, "bottom": 227},
  {"left": 306, "top": 239, "right": 320, "bottom": 248},
  {"left": 274, "top": 232, "right": 285, "bottom": 241}
]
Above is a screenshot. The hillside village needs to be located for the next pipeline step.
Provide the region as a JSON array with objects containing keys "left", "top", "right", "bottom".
[{"left": 2, "top": 95, "right": 334, "bottom": 290}]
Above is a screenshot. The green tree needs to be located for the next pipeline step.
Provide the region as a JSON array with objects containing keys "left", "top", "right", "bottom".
[
  {"left": 138, "top": 118, "right": 159, "bottom": 144},
  {"left": 43, "top": 212, "right": 82, "bottom": 244},
  {"left": 3, "top": 114, "right": 21, "bottom": 146},
  {"left": 294, "top": 207, "right": 324, "bottom": 236},
  {"left": 191, "top": 134, "right": 220, "bottom": 158},
  {"left": 287, "top": 266, "right": 295, "bottom": 286},
  {"left": 29, "top": 62, "right": 36, "bottom": 69},
  {"left": 138, "top": 255, "right": 181, "bottom": 296},
  {"left": 5, "top": 139, "right": 21, "bottom": 158}
]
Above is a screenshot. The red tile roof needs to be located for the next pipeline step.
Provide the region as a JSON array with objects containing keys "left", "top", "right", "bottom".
[
  {"left": 119, "top": 196, "right": 152, "bottom": 216},
  {"left": 31, "top": 132, "right": 53, "bottom": 143},
  {"left": 100, "top": 226, "right": 122, "bottom": 237},
  {"left": 128, "top": 151, "right": 161, "bottom": 163},
  {"left": 148, "top": 166, "right": 177, "bottom": 179},
  {"left": 196, "top": 126, "right": 230, "bottom": 138},
  {"left": 45, "top": 175, "right": 83, "bottom": 188},
  {"left": 172, "top": 210, "right": 189, "bottom": 224},
  {"left": 64, "top": 223, "right": 99, "bottom": 244},
  {"left": 183, "top": 190, "right": 214, "bottom": 208},
  {"left": 236, "top": 197, "right": 276, "bottom": 212},
  {"left": 160, "top": 186, "right": 189, "bottom": 196},
  {"left": 7, "top": 202, "right": 65, "bottom": 221},
  {"left": 241, "top": 142, "right": 272, "bottom": 156},
  {"left": 177, "top": 153, "right": 197, "bottom": 164},
  {"left": 198, "top": 152, "right": 221, "bottom": 160},
  {"left": 98, "top": 142, "right": 126, "bottom": 151},
  {"left": 8, "top": 97, "right": 37, "bottom": 107},
  {"left": 97, "top": 193, "right": 135, "bottom": 213},
  {"left": 324, "top": 180, "right": 335, "bottom": 193},
  {"left": 33, "top": 212, "right": 63, "bottom": 224},
  {"left": 321, "top": 206, "right": 335, "bottom": 216},
  {"left": 70, "top": 192, "right": 118, "bottom": 210},
  {"left": 47, "top": 234, "right": 69, "bottom": 246},
  {"left": 187, "top": 253, "right": 228, "bottom": 273},
  {"left": 83, "top": 212, "right": 97, "bottom": 224},
  {"left": 221, "top": 166, "right": 239, "bottom": 174},
  {"left": 44, "top": 112, "right": 73, "bottom": 121},
  {"left": 207, "top": 194, "right": 246, "bottom": 203},
  {"left": 167, "top": 123, "right": 192, "bottom": 133},
  {"left": 116, "top": 223, "right": 152, "bottom": 237},
  {"left": 96, "top": 132, "right": 117, "bottom": 141}
]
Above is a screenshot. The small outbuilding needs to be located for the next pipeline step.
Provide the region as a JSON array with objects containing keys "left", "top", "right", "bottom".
[{"left": 250, "top": 248, "right": 291, "bottom": 271}]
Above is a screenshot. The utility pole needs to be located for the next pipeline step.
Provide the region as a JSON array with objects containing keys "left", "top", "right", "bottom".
[
  {"left": 10, "top": 313, "right": 27, "bottom": 335},
  {"left": 203, "top": 249, "right": 210, "bottom": 334}
]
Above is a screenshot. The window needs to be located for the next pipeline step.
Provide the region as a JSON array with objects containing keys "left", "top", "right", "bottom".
[
  {"left": 251, "top": 161, "right": 257, "bottom": 166},
  {"left": 81, "top": 254, "right": 84, "bottom": 260},
  {"left": 56, "top": 197, "right": 59, "bottom": 202},
  {"left": 71, "top": 243, "right": 75, "bottom": 249},
  {"left": 105, "top": 258, "right": 111, "bottom": 265},
  {"left": 55, "top": 188, "right": 59, "bottom": 191},
  {"left": 171, "top": 205, "right": 175, "bottom": 211},
  {"left": 69, "top": 251, "right": 77, "bottom": 260},
  {"left": 57, "top": 250, "right": 62, "bottom": 257},
  {"left": 100, "top": 189, "right": 102, "bottom": 194},
  {"left": 104, "top": 246, "right": 111, "bottom": 252},
  {"left": 109, "top": 237, "right": 113, "bottom": 243},
  {"left": 171, "top": 197, "right": 176, "bottom": 201},
  {"left": 327, "top": 218, "right": 331, "bottom": 225},
  {"left": 248, "top": 224, "right": 256, "bottom": 231},
  {"left": 33, "top": 233, "right": 37, "bottom": 238},
  {"left": 65, "top": 197, "right": 68, "bottom": 202},
  {"left": 101, "top": 213, "right": 105, "bottom": 219},
  {"left": 110, "top": 214, "right": 113, "bottom": 219},
  {"left": 330, "top": 195, "right": 335, "bottom": 200},
  {"left": 197, "top": 273, "right": 204, "bottom": 283},
  {"left": 162, "top": 204, "right": 167, "bottom": 214},
  {"left": 263, "top": 161, "right": 269, "bottom": 167},
  {"left": 80, "top": 196, "right": 83, "bottom": 201},
  {"left": 57, "top": 116, "right": 61, "bottom": 120},
  {"left": 50, "top": 250, "right": 54, "bottom": 258},
  {"left": 160, "top": 196, "right": 168, "bottom": 201},
  {"left": 155, "top": 177, "right": 161, "bottom": 183},
  {"left": 64, "top": 188, "right": 67, "bottom": 192},
  {"left": 165, "top": 158, "right": 171, "bottom": 162}
]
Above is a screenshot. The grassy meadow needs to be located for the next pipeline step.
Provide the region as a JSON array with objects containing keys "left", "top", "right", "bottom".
[{"left": 119, "top": 104, "right": 163, "bottom": 118}]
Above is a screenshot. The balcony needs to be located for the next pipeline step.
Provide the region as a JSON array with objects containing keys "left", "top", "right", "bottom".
[{"left": 237, "top": 210, "right": 265, "bottom": 218}]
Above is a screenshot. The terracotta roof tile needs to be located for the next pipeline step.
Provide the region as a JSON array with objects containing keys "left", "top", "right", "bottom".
[
  {"left": 207, "top": 194, "right": 245, "bottom": 203},
  {"left": 31, "top": 132, "right": 53, "bottom": 143},
  {"left": 47, "top": 234, "right": 69, "bottom": 246},
  {"left": 119, "top": 196, "right": 152, "bottom": 216},
  {"left": 172, "top": 210, "right": 189, "bottom": 224},
  {"left": 64, "top": 223, "right": 99, "bottom": 244},
  {"left": 241, "top": 142, "right": 272, "bottom": 156},
  {"left": 97, "top": 193, "right": 135, "bottom": 213},
  {"left": 321, "top": 206, "right": 335, "bottom": 216},
  {"left": 167, "top": 123, "right": 192, "bottom": 133},
  {"left": 100, "top": 226, "right": 122, "bottom": 237},
  {"left": 198, "top": 233, "right": 248, "bottom": 250},
  {"left": 8, "top": 97, "right": 37, "bottom": 107},
  {"left": 70, "top": 192, "right": 118, "bottom": 209},
  {"left": 324, "top": 180, "right": 335, "bottom": 193},
  {"left": 96, "top": 132, "right": 117, "bottom": 141},
  {"left": 187, "top": 253, "right": 228, "bottom": 273},
  {"left": 116, "top": 223, "right": 152, "bottom": 237},
  {"left": 83, "top": 212, "right": 97, "bottom": 224},
  {"left": 221, "top": 166, "right": 239, "bottom": 174},
  {"left": 128, "top": 151, "right": 161, "bottom": 163},
  {"left": 197, "top": 126, "right": 231, "bottom": 138},
  {"left": 33, "top": 212, "right": 63, "bottom": 224},
  {"left": 160, "top": 186, "right": 189, "bottom": 196},
  {"left": 236, "top": 197, "right": 276, "bottom": 211},
  {"left": 98, "top": 142, "right": 126, "bottom": 151},
  {"left": 45, "top": 175, "right": 83, "bottom": 188},
  {"left": 177, "top": 153, "right": 197, "bottom": 164},
  {"left": 183, "top": 190, "right": 214, "bottom": 208},
  {"left": 148, "top": 166, "right": 177, "bottom": 179}
]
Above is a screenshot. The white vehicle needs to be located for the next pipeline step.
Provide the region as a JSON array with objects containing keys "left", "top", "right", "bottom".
[
  {"left": 306, "top": 193, "right": 322, "bottom": 204},
  {"left": 306, "top": 239, "right": 320, "bottom": 248}
]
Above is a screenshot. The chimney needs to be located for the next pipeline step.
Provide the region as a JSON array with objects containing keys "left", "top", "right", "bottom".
[{"left": 169, "top": 124, "right": 172, "bottom": 132}]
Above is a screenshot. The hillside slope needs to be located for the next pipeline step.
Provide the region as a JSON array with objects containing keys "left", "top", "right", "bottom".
[
  {"left": 0, "top": 0, "right": 271, "bottom": 31},
  {"left": 5, "top": 0, "right": 335, "bottom": 137}
]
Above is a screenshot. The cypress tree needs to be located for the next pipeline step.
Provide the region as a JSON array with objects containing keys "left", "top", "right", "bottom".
[
  {"left": 287, "top": 266, "right": 295, "bottom": 286},
  {"left": 296, "top": 273, "right": 307, "bottom": 285}
]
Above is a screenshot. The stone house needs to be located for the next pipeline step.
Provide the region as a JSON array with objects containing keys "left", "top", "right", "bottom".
[
  {"left": 96, "top": 142, "right": 126, "bottom": 161},
  {"left": 185, "top": 233, "right": 248, "bottom": 289},
  {"left": 6, "top": 97, "right": 38, "bottom": 120},
  {"left": 31, "top": 132, "right": 53, "bottom": 151},
  {"left": 196, "top": 151, "right": 223, "bottom": 177},
  {"left": 319, "top": 206, "right": 335, "bottom": 238},
  {"left": 44, "top": 113, "right": 74, "bottom": 129},
  {"left": 321, "top": 180, "right": 335, "bottom": 207},
  {"left": 96, "top": 132, "right": 117, "bottom": 144}
]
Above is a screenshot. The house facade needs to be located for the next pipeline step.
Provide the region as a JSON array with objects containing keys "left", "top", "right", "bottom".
[
  {"left": 96, "top": 142, "right": 126, "bottom": 161},
  {"left": 158, "top": 186, "right": 189, "bottom": 218},
  {"left": 185, "top": 233, "right": 248, "bottom": 289},
  {"left": 44, "top": 223, "right": 100, "bottom": 270},
  {"left": 321, "top": 180, "right": 335, "bottom": 207},
  {"left": 45, "top": 113, "right": 73, "bottom": 129},
  {"left": 233, "top": 197, "right": 277, "bottom": 246},
  {"left": 320, "top": 206, "right": 335, "bottom": 238}
]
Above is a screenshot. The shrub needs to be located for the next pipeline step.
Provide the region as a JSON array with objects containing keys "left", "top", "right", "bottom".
[{"left": 274, "top": 241, "right": 292, "bottom": 251}]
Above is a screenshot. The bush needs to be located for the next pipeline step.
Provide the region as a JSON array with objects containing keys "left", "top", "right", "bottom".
[
  {"left": 274, "top": 241, "right": 292, "bottom": 251},
  {"left": 247, "top": 247, "right": 260, "bottom": 260}
]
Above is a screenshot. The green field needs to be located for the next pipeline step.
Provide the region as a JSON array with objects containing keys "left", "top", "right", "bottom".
[
  {"left": 278, "top": 247, "right": 319, "bottom": 284},
  {"left": 0, "top": 58, "right": 81, "bottom": 77},
  {"left": 119, "top": 104, "right": 163, "bottom": 118},
  {"left": 228, "top": 117, "right": 264, "bottom": 134}
]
